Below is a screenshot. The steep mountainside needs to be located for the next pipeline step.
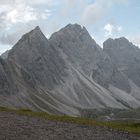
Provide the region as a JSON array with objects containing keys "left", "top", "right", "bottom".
[
  {"left": 51, "top": 24, "right": 130, "bottom": 92},
  {"left": 104, "top": 37, "right": 140, "bottom": 88},
  {"left": 0, "top": 24, "right": 140, "bottom": 116},
  {"left": 103, "top": 38, "right": 140, "bottom": 101}
]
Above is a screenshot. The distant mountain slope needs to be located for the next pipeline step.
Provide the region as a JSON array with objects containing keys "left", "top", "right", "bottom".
[
  {"left": 103, "top": 38, "right": 140, "bottom": 102},
  {"left": 103, "top": 37, "right": 140, "bottom": 88},
  {"left": 0, "top": 24, "right": 140, "bottom": 116}
]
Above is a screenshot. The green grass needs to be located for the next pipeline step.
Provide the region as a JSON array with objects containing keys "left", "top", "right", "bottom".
[{"left": 0, "top": 107, "right": 140, "bottom": 136}]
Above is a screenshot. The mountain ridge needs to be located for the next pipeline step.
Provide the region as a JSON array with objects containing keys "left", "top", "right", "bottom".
[{"left": 0, "top": 24, "right": 140, "bottom": 117}]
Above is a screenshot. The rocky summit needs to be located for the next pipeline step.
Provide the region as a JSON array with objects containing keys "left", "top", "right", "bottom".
[{"left": 1, "top": 24, "right": 140, "bottom": 117}]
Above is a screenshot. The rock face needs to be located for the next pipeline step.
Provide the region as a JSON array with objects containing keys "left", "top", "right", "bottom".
[
  {"left": 0, "top": 24, "right": 140, "bottom": 116},
  {"left": 103, "top": 37, "right": 140, "bottom": 105},
  {"left": 103, "top": 37, "right": 140, "bottom": 88},
  {"left": 49, "top": 24, "right": 129, "bottom": 91},
  {"left": 8, "top": 26, "right": 66, "bottom": 90}
]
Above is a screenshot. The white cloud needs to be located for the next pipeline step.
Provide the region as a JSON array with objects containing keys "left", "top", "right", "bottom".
[
  {"left": 4, "top": 2, "right": 52, "bottom": 25},
  {"left": 81, "top": 0, "right": 128, "bottom": 26},
  {"left": 0, "top": 0, "right": 54, "bottom": 6},
  {"left": 127, "top": 34, "right": 140, "bottom": 47},
  {"left": 104, "top": 24, "right": 114, "bottom": 36},
  {"left": 81, "top": 0, "right": 111, "bottom": 26},
  {"left": 104, "top": 23, "right": 122, "bottom": 37},
  {"left": 23, "top": 0, "right": 54, "bottom": 5},
  {"left": 0, "top": 0, "right": 52, "bottom": 26},
  {"left": 0, "top": 0, "right": 52, "bottom": 48},
  {"left": 6, "top": 6, "right": 37, "bottom": 24},
  {"left": 0, "top": 0, "right": 129, "bottom": 54}
]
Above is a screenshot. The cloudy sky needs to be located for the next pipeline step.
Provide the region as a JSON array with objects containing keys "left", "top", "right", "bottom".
[{"left": 0, "top": 0, "right": 140, "bottom": 54}]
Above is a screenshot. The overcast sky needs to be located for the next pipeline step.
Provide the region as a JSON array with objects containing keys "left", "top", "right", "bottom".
[{"left": 0, "top": 0, "right": 140, "bottom": 54}]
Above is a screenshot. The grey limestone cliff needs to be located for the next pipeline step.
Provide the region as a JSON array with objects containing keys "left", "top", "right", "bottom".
[{"left": 0, "top": 24, "right": 140, "bottom": 116}]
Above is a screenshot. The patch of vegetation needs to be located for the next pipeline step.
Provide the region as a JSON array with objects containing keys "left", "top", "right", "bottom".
[
  {"left": 102, "top": 121, "right": 140, "bottom": 135},
  {"left": 18, "top": 108, "right": 33, "bottom": 112},
  {"left": 0, "top": 106, "right": 11, "bottom": 111},
  {"left": 80, "top": 108, "right": 124, "bottom": 119},
  {"left": 0, "top": 107, "right": 140, "bottom": 136}
]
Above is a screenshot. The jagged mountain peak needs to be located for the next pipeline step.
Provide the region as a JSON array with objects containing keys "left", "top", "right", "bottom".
[
  {"left": 103, "top": 37, "right": 134, "bottom": 50},
  {"left": 103, "top": 36, "right": 140, "bottom": 88},
  {"left": 20, "top": 26, "right": 45, "bottom": 42},
  {"left": 1, "top": 26, "right": 42, "bottom": 60},
  {"left": 8, "top": 25, "right": 50, "bottom": 65},
  {"left": 63, "top": 23, "right": 87, "bottom": 33},
  {"left": 65, "top": 23, "right": 91, "bottom": 36},
  {"left": 65, "top": 23, "right": 83, "bottom": 29},
  {"left": 117, "top": 37, "right": 129, "bottom": 41},
  {"left": 34, "top": 26, "right": 41, "bottom": 31},
  {"left": 104, "top": 37, "right": 129, "bottom": 42},
  {"left": 9, "top": 26, "right": 48, "bottom": 51},
  {"left": 26, "top": 26, "right": 42, "bottom": 35},
  {"left": 1, "top": 24, "right": 140, "bottom": 117},
  {"left": 8, "top": 26, "right": 46, "bottom": 51},
  {"left": 103, "top": 37, "right": 140, "bottom": 55},
  {"left": 50, "top": 23, "right": 93, "bottom": 42}
]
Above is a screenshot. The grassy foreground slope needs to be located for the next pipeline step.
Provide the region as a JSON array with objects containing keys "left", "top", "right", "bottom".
[{"left": 0, "top": 107, "right": 140, "bottom": 136}]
